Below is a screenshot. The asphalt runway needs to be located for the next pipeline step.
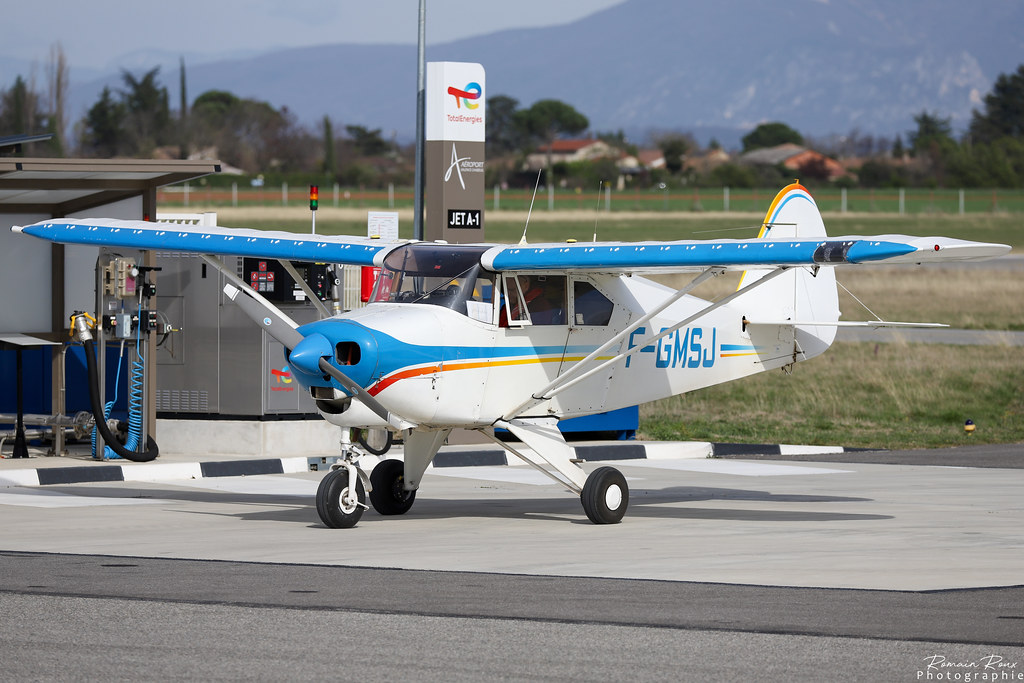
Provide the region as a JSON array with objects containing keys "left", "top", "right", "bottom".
[{"left": 2, "top": 444, "right": 1023, "bottom": 679}]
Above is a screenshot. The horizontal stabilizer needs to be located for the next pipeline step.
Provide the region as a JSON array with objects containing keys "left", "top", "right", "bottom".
[{"left": 745, "top": 319, "right": 949, "bottom": 328}]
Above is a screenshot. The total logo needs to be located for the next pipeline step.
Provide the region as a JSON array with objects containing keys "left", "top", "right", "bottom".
[
  {"left": 270, "top": 366, "right": 294, "bottom": 392},
  {"left": 447, "top": 81, "right": 482, "bottom": 109}
]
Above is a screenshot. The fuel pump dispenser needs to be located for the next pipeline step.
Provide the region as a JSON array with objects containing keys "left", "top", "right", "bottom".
[{"left": 69, "top": 252, "right": 168, "bottom": 461}]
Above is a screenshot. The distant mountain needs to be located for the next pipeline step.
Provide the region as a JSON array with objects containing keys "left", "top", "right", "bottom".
[{"left": 65, "top": 0, "right": 1024, "bottom": 150}]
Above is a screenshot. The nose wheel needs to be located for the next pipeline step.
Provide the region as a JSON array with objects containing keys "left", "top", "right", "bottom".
[
  {"left": 581, "top": 466, "right": 629, "bottom": 524},
  {"left": 316, "top": 467, "right": 367, "bottom": 528}
]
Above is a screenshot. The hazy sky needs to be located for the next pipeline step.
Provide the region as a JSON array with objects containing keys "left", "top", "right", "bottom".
[{"left": 3, "top": 0, "right": 625, "bottom": 71}]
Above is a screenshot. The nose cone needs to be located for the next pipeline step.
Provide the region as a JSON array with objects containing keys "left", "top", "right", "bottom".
[
  {"left": 292, "top": 319, "right": 379, "bottom": 393},
  {"left": 288, "top": 332, "right": 332, "bottom": 376}
]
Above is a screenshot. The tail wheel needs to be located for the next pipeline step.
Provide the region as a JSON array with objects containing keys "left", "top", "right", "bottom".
[
  {"left": 316, "top": 468, "right": 366, "bottom": 528},
  {"left": 369, "top": 458, "right": 416, "bottom": 516},
  {"left": 581, "top": 466, "right": 629, "bottom": 524}
]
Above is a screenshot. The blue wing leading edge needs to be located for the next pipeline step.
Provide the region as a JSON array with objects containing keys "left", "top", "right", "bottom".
[{"left": 13, "top": 218, "right": 395, "bottom": 268}]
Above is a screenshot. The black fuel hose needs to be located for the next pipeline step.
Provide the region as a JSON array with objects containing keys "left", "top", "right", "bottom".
[{"left": 83, "top": 338, "right": 159, "bottom": 462}]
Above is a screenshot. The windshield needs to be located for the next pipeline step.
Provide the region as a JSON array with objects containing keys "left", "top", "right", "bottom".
[{"left": 370, "top": 243, "right": 494, "bottom": 321}]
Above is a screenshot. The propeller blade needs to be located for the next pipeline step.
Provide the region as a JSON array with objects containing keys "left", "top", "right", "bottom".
[
  {"left": 224, "top": 283, "right": 415, "bottom": 432},
  {"left": 315, "top": 357, "right": 415, "bottom": 432},
  {"left": 223, "top": 283, "right": 303, "bottom": 349}
]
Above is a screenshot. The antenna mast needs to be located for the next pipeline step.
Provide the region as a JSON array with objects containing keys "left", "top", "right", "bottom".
[{"left": 519, "top": 169, "right": 543, "bottom": 245}]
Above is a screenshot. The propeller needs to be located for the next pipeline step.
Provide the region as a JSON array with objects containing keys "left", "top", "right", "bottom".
[{"left": 224, "top": 284, "right": 415, "bottom": 431}]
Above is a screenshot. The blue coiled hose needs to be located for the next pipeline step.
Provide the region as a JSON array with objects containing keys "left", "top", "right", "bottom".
[
  {"left": 91, "top": 342, "right": 124, "bottom": 459},
  {"left": 123, "top": 330, "right": 146, "bottom": 453}
]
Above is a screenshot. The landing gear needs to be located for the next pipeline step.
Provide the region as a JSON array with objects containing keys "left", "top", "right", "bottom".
[
  {"left": 316, "top": 467, "right": 367, "bottom": 528},
  {"left": 369, "top": 458, "right": 416, "bottom": 515},
  {"left": 581, "top": 466, "right": 629, "bottom": 524}
]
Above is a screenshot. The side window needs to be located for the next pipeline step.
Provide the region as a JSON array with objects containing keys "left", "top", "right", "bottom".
[
  {"left": 573, "top": 280, "right": 613, "bottom": 326},
  {"left": 520, "top": 275, "right": 566, "bottom": 325}
]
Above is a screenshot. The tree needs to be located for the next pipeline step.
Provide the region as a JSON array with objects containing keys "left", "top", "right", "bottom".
[
  {"left": 891, "top": 136, "right": 905, "bottom": 159},
  {"left": 485, "top": 94, "right": 521, "bottom": 157},
  {"left": 653, "top": 132, "right": 691, "bottom": 174},
  {"left": 189, "top": 89, "right": 313, "bottom": 172},
  {"left": 514, "top": 99, "right": 589, "bottom": 174},
  {"left": 345, "top": 124, "right": 391, "bottom": 157},
  {"left": 908, "top": 111, "right": 954, "bottom": 157},
  {"left": 0, "top": 75, "right": 44, "bottom": 138},
  {"left": 81, "top": 86, "right": 125, "bottom": 157},
  {"left": 741, "top": 122, "right": 803, "bottom": 152},
  {"left": 969, "top": 64, "right": 1024, "bottom": 144},
  {"left": 178, "top": 57, "right": 188, "bottom": 159},
  {"left": 45, "top": 43, "right": 69, "bottom": 156},
  {"left": 709, "top": 162, "right": 757, "bottom": 188},
  {"left": 322, "top": 116, "right": 336, "bottom": 177},
  {"left": 119, "top": 67, "right": 171, "bottom": 154}
]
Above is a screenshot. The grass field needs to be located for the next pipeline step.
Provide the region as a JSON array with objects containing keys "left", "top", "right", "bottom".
[{"left": 182, "top": 203, "right": 1023, "bottom": 450}]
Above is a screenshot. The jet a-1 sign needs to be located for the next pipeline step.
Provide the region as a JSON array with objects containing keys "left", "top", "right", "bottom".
[{"left": 14, "top": 184, "right": 1010, "bottom": 527}]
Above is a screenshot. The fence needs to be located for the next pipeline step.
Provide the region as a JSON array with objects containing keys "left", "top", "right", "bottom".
[{"left": 157, "top": 183, "right": 1024, "bottom": 215}]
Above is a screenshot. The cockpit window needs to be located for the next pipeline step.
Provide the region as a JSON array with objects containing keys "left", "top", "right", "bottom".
[{"left": 370, "top": 243, "right": 494, "bottom": 321}]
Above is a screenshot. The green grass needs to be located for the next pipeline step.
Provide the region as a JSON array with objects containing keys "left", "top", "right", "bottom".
[{"left": 640, "top": 342, "right": 1024, "bottom": 449}]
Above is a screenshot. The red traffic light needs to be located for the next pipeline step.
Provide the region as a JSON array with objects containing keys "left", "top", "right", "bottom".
[{"left": 309, "top": 184, "right": 319, "bottom": 210}]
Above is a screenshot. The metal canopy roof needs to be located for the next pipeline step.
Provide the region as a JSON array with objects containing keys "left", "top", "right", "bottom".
[{"left": 0, "top": 158, "right": 221, "bottom": 216}]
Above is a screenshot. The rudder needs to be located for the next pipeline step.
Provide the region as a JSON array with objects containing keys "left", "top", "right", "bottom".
[{"left": 735, "top": 183, "right": 839, "bottom": 360}]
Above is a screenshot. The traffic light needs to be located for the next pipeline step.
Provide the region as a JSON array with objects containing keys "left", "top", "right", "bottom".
[{"left": 309, "top": 185, "right": 319, "bottom": 211}]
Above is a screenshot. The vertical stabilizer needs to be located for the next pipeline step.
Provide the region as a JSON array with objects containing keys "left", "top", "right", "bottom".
[{"left": 736, "top": 183, "right": 839, "bottom": 360}]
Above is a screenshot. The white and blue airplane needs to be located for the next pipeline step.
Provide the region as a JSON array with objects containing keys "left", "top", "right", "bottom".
[{"left": 14, "top": 183, "right": 1011, "bottom": 527}]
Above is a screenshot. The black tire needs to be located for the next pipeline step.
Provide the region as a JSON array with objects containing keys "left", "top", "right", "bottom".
[
  {"left": 580, "top": 466, "right": 629, "bottom": 524},
  {"left": 369, "top": 458, "right": 416, "bottom": 515},
  {"left": 316, "top": 468, "right": 365, "bottom": 528}
]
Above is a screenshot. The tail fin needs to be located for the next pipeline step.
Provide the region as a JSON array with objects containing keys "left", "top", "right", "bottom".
[{"left": 736, "top": 183, "right": 839, "bottom": 360}]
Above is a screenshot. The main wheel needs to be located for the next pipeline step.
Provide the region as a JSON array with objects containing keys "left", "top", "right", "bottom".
[
  {"left": 316, "top": 468, "right": 366, "bottom": 528},
  {"left": 580, "top": 466, "right": 629, "bottom": 524},
  {"left": 369, "top": 458, "right": 416, "bottom": 515}
]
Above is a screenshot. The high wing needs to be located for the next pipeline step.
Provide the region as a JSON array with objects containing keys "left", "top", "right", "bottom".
[
  {"left": 480, "top": 234, "right": 1009, "bottom": 273},
  {"left": 14, "top": 210, "right": 1009, "bottom": 272},
  {"left": 12, "top": 218, "right": 401, "bottom": 267}
]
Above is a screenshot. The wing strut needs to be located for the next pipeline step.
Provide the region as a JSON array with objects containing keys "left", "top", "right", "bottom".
[
  {"left": 502, "top": 266, "right": 790, "bottom": 420},
  {"left": 278, "top": 259, "right": 331, "bottom": 318}
]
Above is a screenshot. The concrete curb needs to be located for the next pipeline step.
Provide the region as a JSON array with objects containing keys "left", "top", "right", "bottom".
[{"left": 0, "top": 441, "right": 858, "bottom": 488}]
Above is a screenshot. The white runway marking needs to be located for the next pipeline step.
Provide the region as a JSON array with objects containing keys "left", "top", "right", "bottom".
[
  {"left": 0, "top": 488, "right": 164, "bottom": 508},
  {"left": 618, "top": 459, "right": 851, "bottom": 477}
]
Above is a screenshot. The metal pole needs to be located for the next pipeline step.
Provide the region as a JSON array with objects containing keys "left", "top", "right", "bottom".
[
  {"left": 413, "top": 0, "right": 426, "bottom": 241},
  {"left": 13, "top": 348, "right": 28, "bottom": 458}
]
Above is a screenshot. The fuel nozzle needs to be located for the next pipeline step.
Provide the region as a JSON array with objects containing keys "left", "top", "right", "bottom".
[{"left": 69, "top": 311, "right": 96, "bottom": 342}]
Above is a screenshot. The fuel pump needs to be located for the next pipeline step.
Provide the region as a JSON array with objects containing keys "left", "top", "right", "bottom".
[{"left": 70, "top": 253, "right": 167, "bottom": 462}]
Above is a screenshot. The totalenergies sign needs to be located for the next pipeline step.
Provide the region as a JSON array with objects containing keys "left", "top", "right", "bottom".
[{"left": 427, "top": 62, "right": 485, "bottom": 143}]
